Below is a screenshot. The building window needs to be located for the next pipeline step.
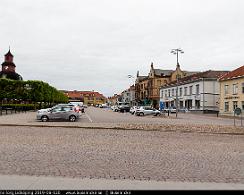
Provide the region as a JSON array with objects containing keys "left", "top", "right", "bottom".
[
  {"left": 165, "top": 90, "right": 167, "bottom": 98},
  {"left": 196, "top": 84, "right": 200, "bottom": 95},
  {"left": 179, "top": 88, "right": 182, "bottom": 96},
  {"left": 172, "top": 89, "right": 175, "bottom": 97},
  {"left": 189, "top": 86, "right": 193, "bottom": 95},
  {"left": 184, "top": 87, "right": 187, "bottom": 96},
  {"left": 195, "top": 100, "right": 200, "bottom": 109},
  {"left": 157, "top": 80, "right": 161, "bottom": 86},
  {"left": 242, "top": 83, "right": 244, "bottom": 93},
  {"left": 224, "top": 84, "right": 229, "bottom": 95},
  {"left": 224, "top": 102, "right": 229, "bottom": 112},
  {"left": 233, "top": 101, "right": 238, "bottom": 111},
  {"left": 233, "top": 84, "right": 238, "bottom": 95},
  {"left": 168, "top": 90, "right": 171, "bottom": 97},
  {"left": 242, "top": 101, "right": 244, "bottom": 110},
  {"left": 161, "top": 90, "right": 164, "bottom": 98}
]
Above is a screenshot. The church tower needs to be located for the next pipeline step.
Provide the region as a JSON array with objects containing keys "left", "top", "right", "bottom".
[
  {"left": 2, "top": 49, "right": 16, "bottom": 73},
  {"left": 0, "top": 48, "right": 23, "bottom": 80}
]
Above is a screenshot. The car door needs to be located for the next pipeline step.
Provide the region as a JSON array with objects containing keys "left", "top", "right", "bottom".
[
  {"left": 148, "top": 108, "right": 154, "bottom": 115},
  {"left": 49, "top": 106, "right": 62, "bottom": 119},
  {"left": 144, "top": 107, "right": 151, "bottom": 115},
  {"left": 61, "top": 106, "right": 73, "bottom": 119}
]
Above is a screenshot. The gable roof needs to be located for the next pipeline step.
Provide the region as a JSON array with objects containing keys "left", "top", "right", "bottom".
[{"left": 219, "top": 65, "right": 244, "bottom": 81}]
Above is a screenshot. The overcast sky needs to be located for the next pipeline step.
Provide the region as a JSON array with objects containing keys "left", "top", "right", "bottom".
[{"left": 0, "top": 0, "right": 244, "bottom": 97}]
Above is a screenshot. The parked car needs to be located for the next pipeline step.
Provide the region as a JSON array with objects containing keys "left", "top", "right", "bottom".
[
  {"left": 68, "top": 102, "right": 84, "bottom": 113},
  {"left": 116, "top": 102, "right": 130, "bottom": 112},
  {"left": 118, "top": 105, "right": 130, "bottom": 112},
  {"left": 169, "top": 106, "right": 176, "bottom": 113},
  {"left": 135, "top": 106, "right": 160, "bottom": 116},
  {"left": 99, "top": 104, "right": 108, "bottom": 108},
  {"left": 130, "top": 106, "right": 139, "bottom": 115},
  {"left": 179, "top": 108, "right": 189, "bottom": 113},
  {"left": 36, "top": 104, "right": 81, "bottom": 122},
  {"left": 111, "top": 105, "right": 119, "bottom": 112},
  {"left": 164, "top": 107, "right": 177, "bottom": 113}
]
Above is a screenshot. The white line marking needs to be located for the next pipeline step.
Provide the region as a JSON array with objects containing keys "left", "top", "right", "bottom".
[{"left": 85, "top": 113, "right": 93, "bottom": 123}]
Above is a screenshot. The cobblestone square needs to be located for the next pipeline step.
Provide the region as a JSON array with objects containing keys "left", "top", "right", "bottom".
[{"left": 0, "top": 125, "right": 244, "bottom": 184}]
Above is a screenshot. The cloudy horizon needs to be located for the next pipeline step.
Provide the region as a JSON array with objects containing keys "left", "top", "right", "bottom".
[{"left": 1, "top": 0, "right": 244, "bottom": 97}]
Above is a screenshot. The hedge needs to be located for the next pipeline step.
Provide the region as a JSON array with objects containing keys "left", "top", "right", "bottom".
[{"left": 0, "top": 79, "right": 68, "bottom": 104}]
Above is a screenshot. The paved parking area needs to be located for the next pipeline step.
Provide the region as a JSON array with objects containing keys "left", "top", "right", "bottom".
[
  {"left": 85, "top": 107, "right": 243, "bottom": 126},
  {"left": 0, "top": 107, "right": 242, "bottom": 127},
  {"left": 0, "top": 126, "right": 244, "bottom": 184}
]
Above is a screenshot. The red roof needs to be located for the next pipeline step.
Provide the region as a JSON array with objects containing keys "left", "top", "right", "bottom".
[
  {"left": 219, "top": 65, "right": 244, "bottom": 81},
  {"left": 66, "top": 91, "right": 106, "bottom": 99}
]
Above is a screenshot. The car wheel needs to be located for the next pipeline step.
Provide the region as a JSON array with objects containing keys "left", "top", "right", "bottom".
[
  {"left": 41, "top": 115, "right": 49, "bottom": 122},
  {"left": 69, "top": 115, "right": 76, "bottom": 122},
  {"left": 139, "top": 112, "right": 144, "bottom": 116}
]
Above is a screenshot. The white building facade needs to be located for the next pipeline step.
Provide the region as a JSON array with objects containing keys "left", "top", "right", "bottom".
[
  {"left": 159, "top": 71, "right": 228, "bottom": 112},
  {"left": 121, "top": 85, "right": 136, "bottom": 106}
]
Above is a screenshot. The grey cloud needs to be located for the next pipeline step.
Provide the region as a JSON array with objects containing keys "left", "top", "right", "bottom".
[{"left": 1, "top": 0, "right": 244, "bottom": 97}]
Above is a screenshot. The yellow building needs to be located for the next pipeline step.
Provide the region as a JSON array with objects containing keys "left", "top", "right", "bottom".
[
  {"left": 135, "top": 62, "right": 195, "bottom": 108},
  {"left": 219, "top": 65, "right": 244, "bottom": 116}
]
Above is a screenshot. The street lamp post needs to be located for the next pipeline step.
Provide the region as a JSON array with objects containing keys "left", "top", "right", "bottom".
[
  {"left": 171, "top": 48, "right": 184, "bottom": 118},
  {"left": 127, "top": 74, "right": 136, "bottom": 106}
]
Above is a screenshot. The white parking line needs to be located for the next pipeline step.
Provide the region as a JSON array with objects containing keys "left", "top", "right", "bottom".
[{"left": 85, "top": 112, "right": 93, "bottom": 123}]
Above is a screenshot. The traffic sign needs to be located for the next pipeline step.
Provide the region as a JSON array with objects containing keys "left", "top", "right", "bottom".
[{"left": 235, "top": 107, "right": 242, "bottom": 115}]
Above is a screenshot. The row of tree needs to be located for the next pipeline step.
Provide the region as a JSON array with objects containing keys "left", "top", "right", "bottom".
[{"left": 0, "top": 79, "right": 68, "bottom": 106}]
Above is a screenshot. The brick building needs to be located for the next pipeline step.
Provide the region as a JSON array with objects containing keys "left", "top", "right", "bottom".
[{"left": 64, "top": 90, "right": 107, "bottom": 106}]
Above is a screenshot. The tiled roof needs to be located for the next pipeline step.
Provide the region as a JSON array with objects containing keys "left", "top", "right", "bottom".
[
  {"left": 137, "top": 76, "right": 148, "bottom": 82},
  {"left": 66, "top": 91, "right": 106, "bottom": 99},
  {"left": 162, "top": 70, "right": 228, "bottom": 88},
  {"left": 154, "top": 69, "right": 174, "bottom": 76},
  {"left": 66, "top": 93, "right": 82, "bottom": 99},
  {"left": 219, "top": 65, "right": 244, "bottom": 81},
  {"left": 183, "top": 71, "right": 200, "bottom": 76}
]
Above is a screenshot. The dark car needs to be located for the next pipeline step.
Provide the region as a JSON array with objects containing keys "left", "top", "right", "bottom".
[{"left": 118, "top": 104, "right": 130, "bottom": 112}]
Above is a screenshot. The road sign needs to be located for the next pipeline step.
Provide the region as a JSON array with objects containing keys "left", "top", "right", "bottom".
[{"left": 235, "top": 107, "right": 241, "bottom": 115}]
